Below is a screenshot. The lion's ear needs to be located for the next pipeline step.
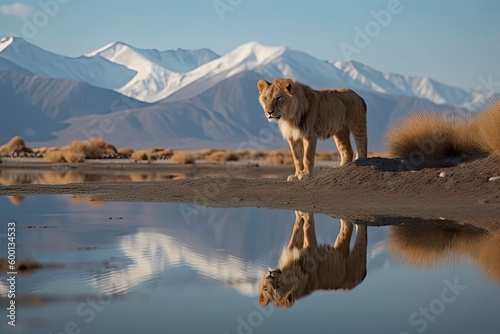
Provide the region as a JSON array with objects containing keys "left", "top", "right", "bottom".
[
  {"left": 284, "top": 291, "right": 295, "bottom": 308},
  {"left": 258, "top": 292, "right": 269, "bottom": 306},
  {"left": 280, "top": 79, "right": 294, "bottom": 94},
  {"left": 257, "top": 79, "right": 270, "bottom": 94}
]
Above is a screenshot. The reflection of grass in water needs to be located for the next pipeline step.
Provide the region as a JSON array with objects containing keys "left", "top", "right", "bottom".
[
  {"left": 70, "top": 195, "right": 104, "bottom": 207},
  {"left": 41, "top": 171, "right": 85, "bottom": 184},
  {"left": 0, "top": 172, "right": 39, "bottom": 185},
  {"left": 387, "top": 222, "right": 500, "bottom": 282},
  {"left": 7, "top": 196, "right": 24, "bottom": 205}
]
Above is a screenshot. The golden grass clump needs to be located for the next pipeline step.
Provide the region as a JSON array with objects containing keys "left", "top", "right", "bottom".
[
  {"left": 118, "top": 147, "right": 134, "bottom": 157},
  {"left": 0, "top": 136, "right": 32, "bottom": 154},
  {"left": 131, "top": 149, "right": 155, "bottom": 162},
  {"left": 131, "top": 148, "right": 173, "bottom": 161},
  {"left": 316, "top": 150, "right": 340, "bottom": 161},
  {"left": 386, "top": 101, "right": 500, "bottom": 159},
  {"left": 44, "top": 149, "right": 85, "bottom": 163},
  {"left": 66, "top": 138, "right": 117, "bottom": 159},
  {"left": 43, "top": 138, "right": 119, "bottom": 162},
  {"left": 206, "top": 150, "right": 239, "bottom": 163},
  {"left": 171, "top": 151, "right": 195, "bottom": 164},
  {"left": 193, "top": 148, "right": 218, "bottom": 159},
  {"left": 246, "top": 150, "right": 266, "bottom": 159},
  {"left": 157, "top": 148, "right": 174, "bottom": 159},
  {"left": 473, "top": 101, "right": 500, "bottom": 154},
  {"left": 385, "top": 111, "right": 482, "bottom": 159},
  {"left": 266, "top": 150, "right": 293, "bottom": 165}
]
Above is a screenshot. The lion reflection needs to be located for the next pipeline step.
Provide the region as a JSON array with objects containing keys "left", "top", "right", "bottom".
[{"left": 258, "top": 211, "right": 367, "bottom": 308}]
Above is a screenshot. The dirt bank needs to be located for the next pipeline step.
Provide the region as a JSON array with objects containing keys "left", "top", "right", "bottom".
[{"left": 1, "top": 155, "right": 499, "bottom": 221}]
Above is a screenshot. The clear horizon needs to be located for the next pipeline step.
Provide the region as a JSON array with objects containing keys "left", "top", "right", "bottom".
[{"left": 0, "top": 0, "right": 499, "bottom": 91}]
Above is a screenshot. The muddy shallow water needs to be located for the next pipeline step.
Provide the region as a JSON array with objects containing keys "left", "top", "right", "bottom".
[{"left": 0, "top": 195, "right": 499, "bottom": 334}]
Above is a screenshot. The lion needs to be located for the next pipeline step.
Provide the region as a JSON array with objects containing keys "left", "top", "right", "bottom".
[
  {"left": 258, "top": 211, "right": 367, "bottom": 308},
  {"left": 257, "top": 78, "right": 367, "bottom": 181}
]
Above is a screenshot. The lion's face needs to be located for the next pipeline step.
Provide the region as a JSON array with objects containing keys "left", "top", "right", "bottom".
[
  {"left": 258, "top": 268, "right": 295, "bottom": 308},
  {"left": 257, "top": 78, "right": 295, "bottom": 123}
]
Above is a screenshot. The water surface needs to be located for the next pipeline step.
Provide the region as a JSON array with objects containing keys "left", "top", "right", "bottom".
[{"left": 0, "top": 196, "right": 499, "bottom": 334}]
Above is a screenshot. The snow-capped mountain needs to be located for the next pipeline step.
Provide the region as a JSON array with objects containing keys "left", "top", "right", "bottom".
[
  {"left": 332, "top": 60, "right": 489, "bottom": 109},
  {"left": 0, "top": 37, "right": 496, "bottom": 150},
  {"left": 84, "top": 40, "right": 493, "bottom": 108},
  {"left": 86, "top": 41, "right": 220, "bottom": 73},
  {"left": 0, "top": 36, "right": 136, "bottom": 90},
  {"left": 86, "top": 41, "right": 220, "bottom": 102}
]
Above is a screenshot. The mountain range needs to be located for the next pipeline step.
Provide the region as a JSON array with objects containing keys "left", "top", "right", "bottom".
[{"left": 0, "top": 36, "right": 495, "bottom": 150}]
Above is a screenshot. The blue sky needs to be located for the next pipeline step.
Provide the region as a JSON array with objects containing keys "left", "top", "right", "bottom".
[{"left": 0, "top": 0, "right": 499, "bottom": 91}]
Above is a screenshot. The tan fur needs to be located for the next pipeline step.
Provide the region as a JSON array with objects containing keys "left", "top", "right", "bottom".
[
  {"left": 257, "top": 78, "right": 367, "bottom": 180},
  {"left": 258, "top": 211, "right": 367, "bottom": 308}
]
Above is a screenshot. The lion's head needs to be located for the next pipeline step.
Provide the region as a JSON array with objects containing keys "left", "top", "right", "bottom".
[
  {"left": 258, "top": 268, "right": 296, "bottom": 308},
  {"left": 257, "top": 78, "right": 296, "bottom": 123}
]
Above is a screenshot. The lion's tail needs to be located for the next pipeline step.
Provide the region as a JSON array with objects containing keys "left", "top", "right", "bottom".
[{"left": 385, "top": 101, "right": 500, "bottom": 159}]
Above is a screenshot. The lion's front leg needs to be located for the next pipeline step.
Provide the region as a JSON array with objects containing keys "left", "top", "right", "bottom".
[
  {"left": 287, "top": 139, "right": 304, "bottom": 181},
  {"left": 299, "top": 137, "right": 317, "bottom": 180},
  {"left": 287, "top": 211, "right": 305, "bottom": 249}
]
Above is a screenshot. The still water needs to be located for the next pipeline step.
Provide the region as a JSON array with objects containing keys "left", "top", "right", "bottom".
[{"left": 0, "top": 195, "right": 499, "bottom": 334}]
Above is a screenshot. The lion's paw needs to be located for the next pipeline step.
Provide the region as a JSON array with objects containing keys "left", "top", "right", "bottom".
[
  {"left": 287, "top": 174, "right": 299, "bottom": 181},
  {"left": 297, "top": 172, "right": 311, "bottom": 180}
]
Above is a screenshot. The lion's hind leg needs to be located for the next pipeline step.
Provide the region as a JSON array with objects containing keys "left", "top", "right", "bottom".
[
  {"left": 333, "top": 128, "right": 354, "bottom": 166},
  {"left": 352, "top": 125, "right": 367, "bottom": 160}
]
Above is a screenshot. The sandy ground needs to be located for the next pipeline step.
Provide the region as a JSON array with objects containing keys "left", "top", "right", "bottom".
[{"left": 1, "top": 155, "right": 499, "bottom": 221}]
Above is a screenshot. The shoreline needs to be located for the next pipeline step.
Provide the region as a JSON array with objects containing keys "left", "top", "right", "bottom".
[{"left": 1, "top": 156, "right": 499, "bottom": 221}]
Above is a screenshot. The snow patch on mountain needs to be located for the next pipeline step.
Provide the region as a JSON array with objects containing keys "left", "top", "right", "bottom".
[
  {"left": 0, "top": 37, "right": 136, "bottom": 90},
  {"left": 332, "top": 60, "right": 494, "bottom": 109}
]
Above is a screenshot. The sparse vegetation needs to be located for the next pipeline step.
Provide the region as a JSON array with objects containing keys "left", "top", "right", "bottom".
[
  {"left": 118, "top": 147, "right": 135, "bottom": 157},
  {"left": 473, "top": 101, "right": 500, "bottom": 154},
  {"left": 171, "top": 152, "right": 195, "bottom": 164},
  {"left": 66, "top": 138, "right": 118, "bottom": 159},
  {"left": 266, "top": 150, "right": 293, "bottom": 165},
  {"left": 0, "top": 136, "right": 32, "bottom": 154},
  {"left": 131, "top": 148, "right": 173, "bottom": 161},
  {"left": 386, "top": 111, "right": 483, "bottom": 159},
  {"left": 206, "top": 150, "right": 239, "bottom": 163},
  {"left": 42, "top": 138, "right": 118, "bottom": 162},
  {"left": 0, "top": 136, "right": 358, "bottom": 165}
]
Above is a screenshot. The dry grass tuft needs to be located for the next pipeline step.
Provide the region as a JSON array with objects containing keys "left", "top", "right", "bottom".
[
  {"left": 43, "top": 138, "right": 118, "bottom": 162},
  {"left": 194, "top": 149, "right": 218, "bottom": 159},
  {"left": 473, "top": 101, "right": 500, "bottom": 154},
  {"left": 0, "top": 136, "right": 32, "bottom": 154},
  {"left": 385, "top": 111, "right": 483, "bottom": 159},
  {"left": 131, "top": 149, "right": 154, "bottom": 162},
  {"left": 131, "top": 148, "right": 173, "bottom": 161},
  {"left": 206, "top": 150, "right": 239, "bottom": 163},
  {"left": 118, "top": 147, "right": 134, "bottom": 157},
  {"left": 266, "top": 150, "right": 293, "bottom": 165},
  {"left": 44, "top": 149, "right": 85, "bottom": 163},
  {"left": 246, "top": 150, "right": 266, "bottom": 159},
  {"left": 316, "top": 151, "right": 340, "bottom": 161},
  {"left": 66, "top": 138, "right": 117, "bottom": 159},
  {"left": 171, "top": 152, "right": 195, "bottom": 164}
]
